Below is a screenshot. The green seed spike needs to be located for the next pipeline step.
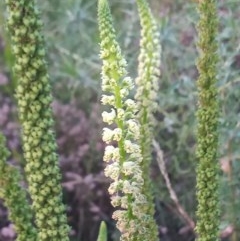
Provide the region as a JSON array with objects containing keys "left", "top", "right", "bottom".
[
  {"left": 195, "top": 0, "right": 220, "bottom": 241},
  {"left": 0, "top": 133, "right": 38, "bottom": 241},
  {"left": 97, "top": 221, "right": 107, "bottom": 241},
  {"left": 4, "top": 0, "right": 70, "bottom": 240}
]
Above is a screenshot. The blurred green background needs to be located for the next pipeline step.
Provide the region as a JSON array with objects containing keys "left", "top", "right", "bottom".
[{"left": 0, "top": 0, "right": 240, "bottom": 240}]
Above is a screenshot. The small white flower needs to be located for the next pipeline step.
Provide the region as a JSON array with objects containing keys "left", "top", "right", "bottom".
[
  {"left": 149, "top": 90, "right": 157, "bottom": 100},
  {"left": 122, "top": 180, "right": 140, "bottom": 194},
  {"left": 103, "top": 36, "right": 110, "bottom": 44},
  {"left": 122, "top": 77, "right": 134, "bottom": 89},
  {"left": 100, "top": 49, "right": 110, "bottom": 58},
  {"left": 132, "top": 203, "right": 146, "bottom": 219},
  {"left": 108, "top": 181, "right": 121, "bottom": 194},
  {"left": 101, "top": 95, "right": 115, "bottom": 106},
  {"left": 120, "top": 196, "right": 129, "bottom": 209},
  {"left": 102, "top": 128, "right": 114, "bottom": 143},
  {"left": 135, "top": 86, "right": 144, "bottom": 97},
  {"left": 102, "top": 84, "right": 110, "bottom": 91},
  {"left": 102, "top": 108, "right": 116, "bottom": 125},
  {"left": 145, "top": 57, "right": 151, "bottom": 64},
  {"left": 103, "top": 145, "right": 115, "bottom": 162},
  {"left": 113, "top": 128, "right": 122, "bottom": 141},
  {"left": 119, "top": 59, "right": 127, "bottom": 68},
  {"left": 124, "top": 140, "right": 141, "bottom": 154},
  {"left": 117, "top": 108, "right": 125, "bottom": 119},
  {"left": 146, "top": 42, "right": 154, "bottom": 51},
  {"left": 115, "top": 215, "right": 129, "bottom": 235},
  {"left": 117, "top": 67, "right": 126, "bottom": 76},
  {"left": 125, "top": 99, "right": 137, "bottom": 113},
  {"left": 109, "top": 78, "right": 117, "bottom": 85},
  {"left": 127, "top": 119, "right": 140, "bottom": 139},
  {"left": 110, "top": 45, "right": 116, "bottom": 53},
  {"left": 129, "top": 152, "right": 143, "bottom": 163},
  {"left": 142, "top": 98, "right": 151, "bottom": 107},
  {"left": 112, "top": 147, "right": 121, "bottom": 161},
  {"left": 122, "top": 161, "right": 139, "bottom": 175},
  {"left": 111, "top": 196, "right": 121, "bottom": 207},
  {"left": 133, "top": 193, "right": 147, "bottom": 204},
  {"left": 145, "top": 81, "right": 151, "bottom": 91},
  {"left": 149, "top": 66, "right": 156, "bottom": 74},
  {"left": 102, "top": 63, "right": 111, "bottom": 74},
  {"left": 133, "top": 171, "right": 144, "bottom": 184},
  {"left": 104, "top": 162, "right": 120, "bottom": 180},
  {"left": 152, "top": 77, "right": 159, "bottom": 90},
  {"left": 120, "top": 88, "right": 129, "bottom": 98},
  {"left": 115, "top": 50, "right": 121, "bottom": 59},
  {"left": 112, "top": 210, "right": 127, "bottom": 224}
]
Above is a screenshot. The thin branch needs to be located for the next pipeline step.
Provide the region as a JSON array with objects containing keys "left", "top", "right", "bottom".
[
  {"left": 153, "top": 139, "right": 195, "bottom": 230},
  {"left": 153, "top": 139, "right": 234, "bottom": 239}
]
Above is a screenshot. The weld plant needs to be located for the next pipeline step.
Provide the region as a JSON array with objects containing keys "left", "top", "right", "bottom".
[
  {"left": 195, "top": 0, "right": 220, "bottom": 240},
  {"left": 135, "top": 0, "right": 161, "bottom": 239},
  {"left": 4, "top": 0, "right": 70, "bottom": 240},
  {"left": 98, "top": 0, "right": 158, "bottom": 240},
  {"left": 0, "top": 133, "right": 37, "bottom": 241}
]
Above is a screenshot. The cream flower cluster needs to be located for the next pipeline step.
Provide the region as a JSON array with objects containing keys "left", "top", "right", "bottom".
[{"left": 98, "top": 0, "right": 154, "bottom": 240}]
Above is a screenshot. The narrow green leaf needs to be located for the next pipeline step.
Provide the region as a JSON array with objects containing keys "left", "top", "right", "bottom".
[{"left": 97, "top": 221, "right": 107, "bottom": 241}]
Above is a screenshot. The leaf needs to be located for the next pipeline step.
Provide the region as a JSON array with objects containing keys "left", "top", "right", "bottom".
[{"left": 97, "top": 221, "right": 107, "bottom": 241}]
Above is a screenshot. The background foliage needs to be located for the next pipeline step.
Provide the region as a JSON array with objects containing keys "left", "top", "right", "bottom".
[{"left": 0, "top": 0, "right": 240, "bottom": 240}]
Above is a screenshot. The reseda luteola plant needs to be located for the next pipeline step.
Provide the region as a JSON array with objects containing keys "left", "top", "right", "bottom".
[
  {"left": 0, "top": 0, "right": 223, "bottom": 240},
  {"left": 4, "top": 0, "right": 70, "bottom": 240},
  {"left": 195, "top": 0, "right": 220, "bottom": 240},
  {"left": 0, "top": 133, "right": 37, "bottom": 241},
  {"left": 98, "top": 0, "right": 160, "bottom": 240},
  {"left": 135, "top": 0, "right": 161, "bottom": 238}
]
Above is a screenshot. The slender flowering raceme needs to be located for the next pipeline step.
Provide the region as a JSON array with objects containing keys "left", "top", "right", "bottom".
[
  {"left": 0, "top": 133, "right": 37, "bottom": 241},
  {"left": 135, "top": 0, "right": 161, "bottom": 118},
  {"left": 4, "top": 0, "right": 70, "bottom": 240},
  {"left": 135, "top": 0, "right": 161, "bottom": 239},
  {"left": 195, "top": 0, "right": 220, "bottom": 241},
  {"left": 98, "top": 0, "right": 155, "bottom": 240}
]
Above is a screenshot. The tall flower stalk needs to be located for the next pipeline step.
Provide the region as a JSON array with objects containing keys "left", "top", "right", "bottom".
[
  {"left": 0, "top": 133, "right": 37, "bottom": 241},
  {"left": 135, "top": 0, "right": 161, "bottom": 239},
  {"left": 195, "top": 0, "right": 220, "bottom": 240},
  {"left": 98, "top": 0, "right": 157, "bottom": 240},
  {"left": 4, "top": 0, "right": 70, "bottom": 240}
]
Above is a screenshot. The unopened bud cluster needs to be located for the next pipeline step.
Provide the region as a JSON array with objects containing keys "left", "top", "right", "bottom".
[
  {"left": 5, "top": 0, "right": 69, "bottom": 240},
  {"left": 98, "top": 0, "right": 156, "bottom": 240},
  {"left": 135, "top": 0, "right": 161, "bottom": 118}
]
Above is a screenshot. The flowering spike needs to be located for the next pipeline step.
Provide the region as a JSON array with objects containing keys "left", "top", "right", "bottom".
[
  {"left": 98, "top": 0, "right": 156, "bottom": 240},
  {"left": 135, "top": 0, "right": 161, "bottom": 239},
  {"left": 0, "top": 133, "right": 37, "bottom": 241},
  {"left": 195, "top": 0, "right": 220, "bottom": 240},
  {"left": 4, "top": 0, "right": 70, "bottom": 240}
]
